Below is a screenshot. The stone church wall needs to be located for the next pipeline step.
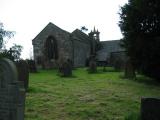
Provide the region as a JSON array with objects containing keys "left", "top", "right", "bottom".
[
  {"left": 33, "top": 23, "right": 125, "bottom": 68},
  {"left": 32, "top": 23, "right": 72, "bottom": 68},
  {"left": 73, "top": 40, "right": 90, "bottom": 67}
]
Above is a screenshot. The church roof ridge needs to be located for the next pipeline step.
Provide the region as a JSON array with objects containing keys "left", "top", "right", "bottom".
[
  {"left": 72, "top": 29, "right": 88, "bottom": 36},
  {"left": 100, "top": 40, "right": 120, "bottom": 43},
  {"left": 47, "top": 22, "right": 70, "bottom": 34},
  {"left": 32, "top": 22, "right": 70, "bottom": 42},
  {"left": 71, "top": 29, "right": 91, "bottom": 43}
]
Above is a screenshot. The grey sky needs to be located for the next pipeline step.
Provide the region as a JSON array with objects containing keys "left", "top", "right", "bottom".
[{"left": 0, "top": 0, "right": 128, "bottom": 58}]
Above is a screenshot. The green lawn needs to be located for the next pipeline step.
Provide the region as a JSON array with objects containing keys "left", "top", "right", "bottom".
[{"left": 25, "top": 67, "right": 160, "bottom": 120}]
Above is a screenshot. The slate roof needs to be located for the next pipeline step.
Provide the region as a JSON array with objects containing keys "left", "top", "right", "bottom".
[
  {"left": 71, "top": 29, "right": 91, "bottom": 44},
  {"left": 32, "top": 22, "right": 91, "bottom": 45},
  {"left": 97, "top": 40, "right": 124, "bottom": 61},
  {"left": 32, "top": 22, "right": 70, "bottom": 44}
]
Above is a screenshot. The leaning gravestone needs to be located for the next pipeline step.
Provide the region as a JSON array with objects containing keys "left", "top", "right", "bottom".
[
  {"left": 0, "top": 58, "right": 26, "bottom": 120},
  {"left": 141, "top": 97, "right": 160, "bottom": 120},
  {"left": 15, "top": 60, "right": 29, "bottom": 90}
]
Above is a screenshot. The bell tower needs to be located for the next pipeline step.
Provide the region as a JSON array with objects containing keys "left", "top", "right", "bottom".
[
  {"left": 88, "top": 27, "right": 100, "bottom": 55},
  {"left": 92, "top": 26, "right": 100, "bottom": 42}
]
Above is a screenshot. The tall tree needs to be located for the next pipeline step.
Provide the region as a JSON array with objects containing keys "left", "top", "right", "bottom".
[
  {"left": 119, "top": 0, "right": 160, "bottom": 80},
  {"left": 0, "top": 22, "right": 14, "bottom": 49},
  {"left": 0, "top": 22, "right": 23, "bottom": 61},
  {"left": 0, "top": 44, "right": 23, "bottom": 61},
  {"left": 9, "top": 44, "right": 23, "bottom": 61}
]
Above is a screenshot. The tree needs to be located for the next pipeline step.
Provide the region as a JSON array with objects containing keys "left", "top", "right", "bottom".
[
  {"left": 0, "top": 44, "right": 23, "bottom": 61},
  {"left": 119, "top": 0, "right": 160, "bottom": 80},
  {"left": 0, "top": 22, "right": 22, "bottom": 61},
  {"left": 9, "top": 44, "right": 23, "bottom": 61},
  {"left": 0, "top": 49, "right": 14, "bottom": 60},
  {"left": 0, "top": 22, "right": 14, "bottom": 49}
]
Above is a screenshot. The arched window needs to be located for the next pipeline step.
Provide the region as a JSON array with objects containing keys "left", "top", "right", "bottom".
[{"left": 45, "top": 36, "right": 58, "bottom": 60}]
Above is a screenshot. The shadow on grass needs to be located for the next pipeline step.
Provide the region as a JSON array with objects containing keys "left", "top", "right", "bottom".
[
  {"left": 56, "top": 73, "right": 77, "bottom": 78},
  {"left": 85, "top": 67, "right": 118, "bottom": 74},
  {"left": 87, "top": 70, "right": 107, "bottom": 74},
  {"left": 135, "top": 75, "right": 160, "bottom": 86},
  {"left": 27, "top": 87, "right": 50, "bottom": 93},
  {"left": 60, "top": 75, "right": 77, "bottom": 78},
  {"left": 102, "top": 69, "right": 122, "bottom": 72},
  {"left": 125, "top": 111, "right": 140, "bottom": 120},
  {"left": 120, "top": 74, "right": 160, "bottom": 86},
  {"left": 99, "top": 67, "right": 121, "bottom": 73}
]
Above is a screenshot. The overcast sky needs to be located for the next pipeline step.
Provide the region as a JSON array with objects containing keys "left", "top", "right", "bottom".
[{"left": 0, "top": 0, "right": 128, "bottom": 59}]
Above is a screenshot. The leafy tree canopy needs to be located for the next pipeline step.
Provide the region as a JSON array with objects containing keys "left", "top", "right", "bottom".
[
  {"left": 119, "top": 0, "right": 160, "bottom": 79},
  {"left": 0, "top": 22, "right": 23, "bottom": 61},
  {"left": 0, "top": 22, "right": 14, "bottom": 49}
]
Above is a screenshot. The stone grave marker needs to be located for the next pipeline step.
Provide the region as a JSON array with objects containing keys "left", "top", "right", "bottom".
[
  {"left": 58, "top": 58, "right": 72, "bottom": 77},
  {"left": 0, "top": 58, "right": 26, "bottom": 120},
  {"left": 15, "top": 60, "right": 29, "bottom": 90},
  {"left": 88, "top": 55, "right": 97, "bottom": 73},
  {"left": 26, "top": 60, "right": 37, "bottom": 73},
  {"left": 141, "top": 97, "right": 160, "bottom": 120}
]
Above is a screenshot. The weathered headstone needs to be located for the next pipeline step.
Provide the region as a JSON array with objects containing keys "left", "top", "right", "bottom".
[
  {"left": 26, "top": 59, "right": 37, "bottom": 73},
  {"left": 88, "top": 55, "right": 97, "bottom": 73},
  {"left": 0, "top": 58, "right": 26, "bottom": 120},
  {"left": 141, "top": 97, "right": 160, "bottom": 120},
  {"left": 124, "top": 58, "right": 136, "bottom": 78},
  {"left": 15, "top": 60, "right": 29, "bottom": 90},
  {"left": 58, "top": 58, "right": 72, "bottom": 77}
]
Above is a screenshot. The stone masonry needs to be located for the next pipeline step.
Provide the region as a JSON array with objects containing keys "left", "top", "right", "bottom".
[{"left": 32, "top": 22, "right": 125, "bottom": 68}]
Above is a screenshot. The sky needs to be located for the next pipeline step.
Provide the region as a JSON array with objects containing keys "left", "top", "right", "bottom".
[{"left": 0, "top": 0, "right": 128, "bottom": 59}]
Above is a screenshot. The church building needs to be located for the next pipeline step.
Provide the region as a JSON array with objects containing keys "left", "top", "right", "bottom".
[{"left": 32, "top": 22, "right": 124, "bottom": 68}]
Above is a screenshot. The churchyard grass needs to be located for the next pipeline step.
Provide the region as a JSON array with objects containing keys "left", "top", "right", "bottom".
[{"left": 25, "top": 67, "right": 160, "bottom": 120}]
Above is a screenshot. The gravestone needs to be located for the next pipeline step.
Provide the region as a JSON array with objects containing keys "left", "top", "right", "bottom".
[
  {"left": 58, "top": 58, "right": 72, "bottom": 77},
  {"left": 124, "top": 58, "right": 135, "bottom": 78},
  {"left": 88, "top": 55, "right": 97, "bottom": 73},
  {"left": 141, "top": 97, "right": 160, "bottom": 120},
  {"left": 0, "top": 58, "right": 26, "bottom": 120},
  {"left": 26, "top": 60, "right": 37, "bottom": 73},
  {"left": 15, "top": 60, "right": 29, "bottom": 90}
]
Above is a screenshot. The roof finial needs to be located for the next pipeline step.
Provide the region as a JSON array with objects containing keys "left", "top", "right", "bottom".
[
  {"left": 97, "top": 29, "right": 99, "bottom": 32},
  {"left": 94, "top": 26, "right": 96, "bottom": 32}
]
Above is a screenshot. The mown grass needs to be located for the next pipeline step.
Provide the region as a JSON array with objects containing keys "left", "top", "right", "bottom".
[{"left": 25, "top": 67, "right": 160, "bottom": 120}]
